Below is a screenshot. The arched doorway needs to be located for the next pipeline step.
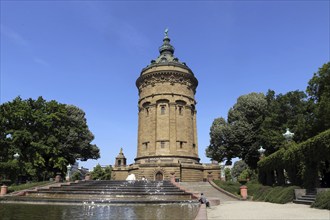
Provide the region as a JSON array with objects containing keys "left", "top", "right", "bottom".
[{"left": 155, "top": 172, "right": 163, "bottom": 181}]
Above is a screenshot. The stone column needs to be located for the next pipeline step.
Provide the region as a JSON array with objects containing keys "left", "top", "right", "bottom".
[
  {"left": 55, "top": 174, "right": 62, "bottom": 183},
  {"left": 85, "top": 173, "right": 91, "bottom": 181},
  {"left": 0, "top": 185, "right": 8, "bottom": 196},
  {"left": 240, "top": 185, "right": 248, "bottom": 200}
]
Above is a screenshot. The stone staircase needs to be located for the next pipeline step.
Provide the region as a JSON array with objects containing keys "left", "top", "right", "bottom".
[
  {"left": 178, "top": 181, "right": 238, "bottom": 203},
  {"left": 293, "top": 189, "right": 317, "bottom": 205},
  {"left": 1, "top": 180, "right": 197, "bottom": 204}
]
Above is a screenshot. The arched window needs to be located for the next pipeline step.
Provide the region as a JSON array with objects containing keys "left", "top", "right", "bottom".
[
  {"left": 178, "top": 106, "right": 183, "bottom": 115},
  {"left": 155, "top": 172, "right": 163, "bottom": 181},
  {"left": 160, "top": 105, "right": 166, "bottom": 115}
]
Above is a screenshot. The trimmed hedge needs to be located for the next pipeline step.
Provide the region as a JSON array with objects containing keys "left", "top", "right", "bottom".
[
  {"left": 312, "top": 190, "right": 330, "bottom": 210},
  {"left": 258, "top": 129, "right": 330, "bottom": 188},
  {"left": 213, "top": 180, "right": 240, "bottom": 196},
  {"left": 213, "top": 180, "right": 299, "bottom": 204},
  {"left": 7, "top": 181, "right": 51, "bottom": 193}
]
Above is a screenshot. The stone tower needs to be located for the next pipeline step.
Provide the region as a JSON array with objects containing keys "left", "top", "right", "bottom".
[
  {"left": 111, "top": 30, "right": 220, "bottom": 182},
  {"left": 135, "top": 30, "right": 199, "bottom": 165}
]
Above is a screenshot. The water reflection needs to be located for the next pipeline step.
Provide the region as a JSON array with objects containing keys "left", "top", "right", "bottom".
[{"left": 0, "top": 203, "right": 199, "bottom": 220}]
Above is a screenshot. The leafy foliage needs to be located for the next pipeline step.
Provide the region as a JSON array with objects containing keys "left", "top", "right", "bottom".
[
  {"left": 207, "top": 62, "right": 330, "bottom": 180},
  {"left": 258, "top": 129, "right": 330, "bottom": 188},
  {"left": 307, "top": 62, "right": 330, "bottom": 133},
  {"left": 224, "top": 167, "right": 232, "bottom": 181},
  {"left": 0, "top": 96, "right": 100, "bottom": 182},
  {"left": 206, "top": 93, "right": 267, "bottom": 168},
  {"left": 213, "top": 180, "right": 299, "bottom": 203},
  {"left": 312, "top": 190, "right": 330, "bottom": 210},
  {"left": 71, "top": 171, "right": 82, "bottom": 181},
  {"left": 91, "top": 164, "right": 112, "bottom": 180},
  {"left": 231, "top": 160, "right": 248, "bottom": 179},
  {"left": 259, "top": 90, "right": 314, "bottom": 155}
]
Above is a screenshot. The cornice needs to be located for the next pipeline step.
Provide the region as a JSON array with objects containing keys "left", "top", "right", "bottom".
[{"left": 136, "top": 71, "right": 198, "bottom": 93}]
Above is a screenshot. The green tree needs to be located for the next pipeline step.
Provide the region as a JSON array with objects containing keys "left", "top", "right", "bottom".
[
  {"left": 231, "top": 160, "right": 248, "bottom": 180},
  {"left": 206, "top": 93, "right": 267, "bottom": 168},
  {"left": 307, "top": 62, "right": 330, "bottom": 133},
  {"left": 224, "top": 167, "right": 232, "bottom": 181},
  {"left": 103, "top": 165, "right": 112, "bottom": 180},
  {"left": 71, "top": 171, "right": 82, "bottom": 181},
  {"left": 206, "top": 117, "right": 236, "bottom": 164},
  {"left": 0, "top": 96, "right": 100, "bottom": 182},
  {"left": 91, "top": 164, "right": 112, "bottom": 180},
  {"left": 259, "top": 90, "right": 314, "bottom": 155}
]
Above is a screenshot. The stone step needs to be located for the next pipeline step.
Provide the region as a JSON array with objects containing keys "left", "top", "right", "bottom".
[
  {"left": 293, "top": 199, "right": 314, "bottom": 205},
  {"left": 301, "top": 195, "right": 316, "bottom": 199},
  {"left": 299, "top": 197, "right": 316, "bottom": 201},
  {"left": 26, "top": 191, "right": 190, "bottom": 196},
  {"left": 19, "top": 180, "right": 195, "bottom": 203}
]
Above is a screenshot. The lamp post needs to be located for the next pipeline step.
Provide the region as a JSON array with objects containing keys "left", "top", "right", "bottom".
[
  {"left": 283, "top": 128, "right": 294, "bottom": 141},
  {"left": 258, "top": 146, "right": 265, "bottom": 158},
  {"left": 13, "top": 153, "right": 20, "bottom": 184},
  {"left": 13, "top": 153, "right": 19, "bottom": 160},
  {"left": 66, "top": 164, "right": 72, "bottom": 182}
]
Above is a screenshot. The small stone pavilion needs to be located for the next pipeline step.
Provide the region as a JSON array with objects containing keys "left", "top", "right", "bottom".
[{"left": 112, "top": 30, "right": 220, "bottom": 182}]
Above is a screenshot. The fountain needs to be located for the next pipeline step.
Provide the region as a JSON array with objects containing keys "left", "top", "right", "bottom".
[
  {"left": 0, "top": 180, "right": 199, "bottom": 219},
  {"left": 1, "top": 180, "right": 196, "bottom": 204}
]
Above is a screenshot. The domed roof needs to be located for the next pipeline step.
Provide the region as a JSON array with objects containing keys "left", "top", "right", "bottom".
[{"left": 141, "top": 29, "right": 193, "bottom": 74}]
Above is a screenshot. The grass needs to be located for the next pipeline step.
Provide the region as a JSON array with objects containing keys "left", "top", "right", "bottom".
[
  {"left": 213, "top": 180, "right": 299, "bottom": 204},
  {"left": 7, "top": 181, "right": 52, "bottom": 193},
  {"left": 312, "top": 190, "right": 330, "bottom": 210}
]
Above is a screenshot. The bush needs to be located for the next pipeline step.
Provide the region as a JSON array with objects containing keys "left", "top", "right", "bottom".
[
  {"left": 312, "top": 190, "right": 330, "bottom": 210},
  {"left": 7, "top": 181, "right": 51, "bottom": 193},
  {"left": 213, "top": 180, "right": 240, "bottom": 195},
  {"left": 213, "top": 180, "right": 299, "bottom": 203},
  {"left": 71, "top": 171, "right": 82, "bottom": 181},
  {"left": 0, "top": 179, "right": 12, "bottom": 186}
]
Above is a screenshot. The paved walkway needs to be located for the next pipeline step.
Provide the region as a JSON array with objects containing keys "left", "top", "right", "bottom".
[{"left": 207, "top": 200, "right": 330, "bottom": 220}]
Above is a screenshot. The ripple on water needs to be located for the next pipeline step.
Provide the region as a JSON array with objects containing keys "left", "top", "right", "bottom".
[{"left": 0, "top": 203, "right": 199, "bottom": 220}]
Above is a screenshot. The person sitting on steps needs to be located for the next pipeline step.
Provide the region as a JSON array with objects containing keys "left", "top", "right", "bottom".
[{"left": 199, "top": 193, "right": 210, "bottom": 207}]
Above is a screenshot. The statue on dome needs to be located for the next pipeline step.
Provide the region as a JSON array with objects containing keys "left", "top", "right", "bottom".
[{"left": 164, "top": 28, "right": 169, "bottom": 37}]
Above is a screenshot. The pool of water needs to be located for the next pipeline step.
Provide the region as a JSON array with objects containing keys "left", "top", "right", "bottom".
[{"left": 0, "top": 203, "right": 199, "bottom": 220}]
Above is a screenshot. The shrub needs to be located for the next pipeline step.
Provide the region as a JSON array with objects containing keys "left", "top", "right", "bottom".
[
  {"left": 213, "top": 180, "right": 240, "bottom": 195},
  {"left": 213, "top": 180, "right": 299, "bottom": 203},
  {"left": 71, "top": 171, "right": 82, "bottom": 181},
  {"left": 312, "top": 190, "right": 330, "bottom": 210},
  {"left": 7, "top": 181, "right": 51, "bottom": 193}
]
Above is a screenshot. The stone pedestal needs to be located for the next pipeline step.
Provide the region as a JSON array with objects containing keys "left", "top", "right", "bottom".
[
  {"left": 240, "top": 185, "right": 248, "bottom": 200},
  {"left": 1, "top": 185, "right": 8, "bottom": 196},
  {"left": 55, "top": 175, "right": 62, "bottom": 183},
  {"left": 85, "top": 174, "right": 91, "bottom": 180}
]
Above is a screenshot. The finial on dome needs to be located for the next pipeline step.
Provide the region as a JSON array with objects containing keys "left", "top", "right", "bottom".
[
  {"left": 164, "top": 28, "right": 169, "bottom": 38},
  {"left": 159, "top": 28, "right": 174, "bottom": 55}
]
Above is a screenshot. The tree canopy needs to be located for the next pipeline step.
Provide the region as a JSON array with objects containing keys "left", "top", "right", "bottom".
[
  {"left": 206, "top": 93, "right": 267, "bottom": 168},
  {"left": 307, "top": 62, "right": 330, "bottom": 132},
  {"left": 206, "top": 62, "right": 330, "bottom": 171},
  {"left": 0, "top": 96, "right": 100, "bottom": 182},
  {"left": 91, "top": 164, "right": 112, "bottom": 180}
]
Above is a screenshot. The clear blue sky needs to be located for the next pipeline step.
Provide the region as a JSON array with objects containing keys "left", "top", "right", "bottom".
[{"left": 1, "top": 1, "right": 329, "bottom": 170}]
